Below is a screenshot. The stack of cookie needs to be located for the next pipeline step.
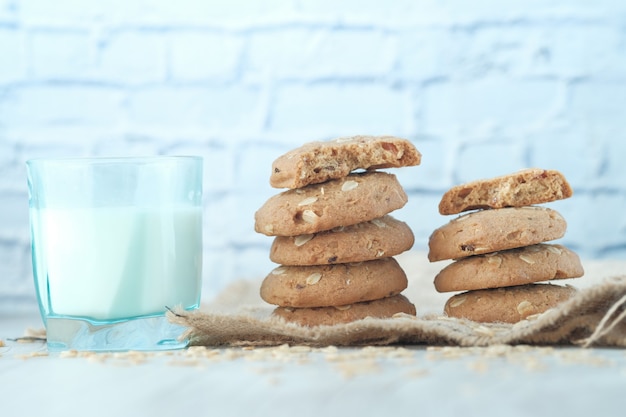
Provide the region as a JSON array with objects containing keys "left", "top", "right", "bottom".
[
  {"left": 428, "top": 169, "right": 585, "bottom": 324},
  {"left": 254, "top": 135, "right": 421, "bottom": 326}
]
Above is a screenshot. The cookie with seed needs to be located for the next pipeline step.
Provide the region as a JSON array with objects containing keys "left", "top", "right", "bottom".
[
  {"left": 255, "top": 171, "right": 408, "bottom": 237},
  {"left": 444, "top": 283, "right": 577, "bottom": 324},
  {"left": 269, "top": 215, "right": 414, "bottom": 266},
  {"left": 438, "top": 168, "right": 573, "bottom": 215},
  {"left": 273, "top": 294, "right": 416, "bottom": 327},
  {"left": 428, "top": 206, "right": 567, "bottom": 262},
  {"left": 270, "top": 135, "right": 421, "bottom": 189},
  {"left": 434, "top": 244, "right": 584, "bottom": 293},
  {"left": 260, "top": 258, "right": 407, "bottom": 308}
]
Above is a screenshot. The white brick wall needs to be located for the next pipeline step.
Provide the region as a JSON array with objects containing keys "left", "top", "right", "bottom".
[{"left": 1, "top": 0, "right": 626, "bottom": 309}]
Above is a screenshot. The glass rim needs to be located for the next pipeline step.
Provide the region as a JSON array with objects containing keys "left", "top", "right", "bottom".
[{"left": 26, "top": 155, "right": 203, "bottom": 166}]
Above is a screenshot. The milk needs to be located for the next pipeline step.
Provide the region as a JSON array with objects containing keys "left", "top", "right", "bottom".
[{"left": 31, "top": 206, "right": 202, "bottom": 321}]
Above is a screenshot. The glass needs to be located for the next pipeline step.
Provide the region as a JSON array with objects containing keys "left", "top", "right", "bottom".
[{"left": 26, "top": 156, "right": 203, "bottom": 351}]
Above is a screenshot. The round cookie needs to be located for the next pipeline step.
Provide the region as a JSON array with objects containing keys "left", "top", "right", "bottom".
[
  {"left": 269, "top": 215, "right": 415, "bottom": 266},
  {"left": 270, "top": 135, "right": 421, "bottom": 189},
  {"left": 444, "top": 283, "right": 577, "bottom": 324},
  {"left": 438, "top": 168, "right": 573, "bottom": 215},
  {"left": 428, "top": 206, "right": 567, "bottom": 262},
  {"left": 434, "top": 244, "right": 584, "bottom": 293},
  {"left": 273, "top": 294, "right": 416, "bottom": 327},
  {"left": 260, "top": 258, "right": 408, "bottom": 308},
  {"left": 255, "top": 171, "right": 408, "bottom": 237}
]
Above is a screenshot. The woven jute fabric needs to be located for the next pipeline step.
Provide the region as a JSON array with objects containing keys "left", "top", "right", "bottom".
[{"left": 169, "top": 272, "right": 626, "bottom": 348}]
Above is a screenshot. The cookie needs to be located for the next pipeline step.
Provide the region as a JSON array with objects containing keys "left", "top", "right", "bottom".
[
  {"left": 260, "top": 258, "right": 407, "bottom": 308},
  {"left": 270, "top": 135, "right": 421, "bottom": 189},
  {"left": 434, "top": 244, "right": 584, "bottom": 293},
  {"left": 444, "top": 283, "right": 577, "bottom": 324},
  {"left": 438, "top": 168, "right": 573, "bottom": 215},
  {"left": 255, "top": 171, "right": 408, "bottom": 237},
  {"left": 273, "top": 294, "right": 416, "bottom": 327},
  {"left": 428, "top": 206, "right": 567, "bottom": 262},
  {"left": 269, "top": 215, "right": 414, "bottom": 266}
]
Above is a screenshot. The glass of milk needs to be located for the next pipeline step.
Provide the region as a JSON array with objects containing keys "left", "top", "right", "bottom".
[{"left": 27, "top": 156, "right": 203, "bottom": 351}]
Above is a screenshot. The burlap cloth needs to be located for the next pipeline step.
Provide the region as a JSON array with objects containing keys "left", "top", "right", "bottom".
[{"left": 168, "top": 252, "right": 626, "bottom": 348}]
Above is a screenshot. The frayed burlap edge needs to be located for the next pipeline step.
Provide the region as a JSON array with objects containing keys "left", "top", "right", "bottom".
[{"left": 168, "top": 275, "right": 626, "bottom": 348}]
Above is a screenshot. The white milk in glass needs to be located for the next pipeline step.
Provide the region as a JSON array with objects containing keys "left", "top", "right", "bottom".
[{"left": 33, "top": 206, "right": 202, "bottom": 321}]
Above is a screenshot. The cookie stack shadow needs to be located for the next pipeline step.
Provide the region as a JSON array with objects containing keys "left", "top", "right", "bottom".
[
  {"left": 428, "top": 169, "right": 585, "bottom": 324},
  {"left": 254, "top": 136, "right": 422, "bottom": 326}
]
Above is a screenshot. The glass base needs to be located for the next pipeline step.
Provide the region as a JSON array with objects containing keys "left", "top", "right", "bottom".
[{"left": 45, "top": 314, "right": 189, "bottom": 352}]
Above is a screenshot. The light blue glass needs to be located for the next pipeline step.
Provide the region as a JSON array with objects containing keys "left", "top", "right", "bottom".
[{"left": 27, "top": 156, "right": 203, "bottom": 351}]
